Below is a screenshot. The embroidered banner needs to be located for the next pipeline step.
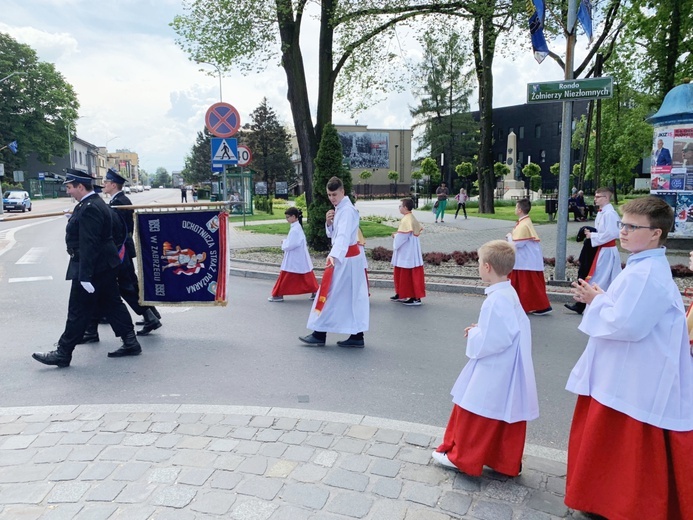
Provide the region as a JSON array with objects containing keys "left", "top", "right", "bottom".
[{"left": 136, "top": 210, "right": 228, "bottom": 306}]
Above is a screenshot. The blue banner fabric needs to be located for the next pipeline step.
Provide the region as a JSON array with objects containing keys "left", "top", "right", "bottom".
[
  {"left": 528, "top": 0, "right": 550, "bottom": 64},
  {"left": 136, "top": 210, "right": 228, "bottom": 306},
  {"left": 577, "top": 0, "right": 594, "bottom": 44}
]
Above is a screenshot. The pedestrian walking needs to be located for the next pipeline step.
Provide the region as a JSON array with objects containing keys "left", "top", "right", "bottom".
[
  {"left": 390, "top": 197, "right": 425, "bottom": 306},
  {"left": 32, "top": 170, "right": 142, "bottom": 367},
  {"left": 506, "top": 198, "right": 552, "bottom": 315},
  {"left": 180, "top": 185, "right": 188, "bottom": 203},
  {"left": 454, "top": 188, "right": 468, "bottom": 219},
  {"left": 434, "top": 182, "right": 449, "bottom": 223},
  {"left": 268, "top": 207, "right": 319, "bottom": 302},
  {"left": 432, "top": 240, "right": 539, "bottom": 477},
  {"left": 299, "top": 176, "right": 369, "bottom": 348},
  {"left": 192, "top": 187, "right": 198, "bottom": 202},
  {"left": 565, "top": 187, "right": 621, "bottom": 314},
  {"left": 564, "top": 196, "right": 693, "bottom": 520}
]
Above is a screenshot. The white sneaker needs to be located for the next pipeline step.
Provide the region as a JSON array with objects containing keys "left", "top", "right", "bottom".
[
  {"left": 267, "top": 296, "right": 284, "bottom": 302},
  {"left": 431, "top": 451, "right": 457, "bottom": 469}
]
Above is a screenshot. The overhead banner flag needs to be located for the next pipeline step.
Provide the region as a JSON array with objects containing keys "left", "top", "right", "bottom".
[
  {"left": 8, "top": 140, "right": 18, "bottom": 154},
  {"left": 527, "top": 0, "right": 550, "bottom": 64},
  {"left": 136, "top": 210, "right": 229, "bottom": 306},
  {"left": 577, "top": 0, "right": 593, "bottom": 44}
]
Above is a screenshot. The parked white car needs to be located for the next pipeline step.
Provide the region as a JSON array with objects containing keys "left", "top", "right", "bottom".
[
  {"left": 123, "top": 186, "right": 132, "bottom": 194},
  {"left": 144, "top": 185, "right": 151, "bottom": 191}
]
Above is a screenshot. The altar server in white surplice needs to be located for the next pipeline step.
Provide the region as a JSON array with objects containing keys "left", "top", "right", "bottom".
[
  {"left": 390, "top": 197, "right": 425, "bottom": 306},
  {"left": 432, "top": 240, "right": 538, "bottom": 478},
  {"left": 268, "top": 207, "right": 318, "bottom": 302},
  {"left": 300, "top": 176, "right": 369, "bottom": 348}
]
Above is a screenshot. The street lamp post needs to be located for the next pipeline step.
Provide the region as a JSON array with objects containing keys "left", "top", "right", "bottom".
[
  {"left": 196, "top": 61, "right": 222, "bottom": 102},
  {"left": 0, "top": 71, "right": 25, "bottom": 84}
]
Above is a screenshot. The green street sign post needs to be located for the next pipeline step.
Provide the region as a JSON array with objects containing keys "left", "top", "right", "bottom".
[{"left": 527, "top": 77, "right": 613, "bottom": 104}]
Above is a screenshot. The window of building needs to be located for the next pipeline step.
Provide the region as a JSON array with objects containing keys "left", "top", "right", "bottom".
[
  {"left": 518, "top": 151, "right": 524, "bottom": 165},
  {"left": 519, "top": 126, "right": 525, "bottom": 139},
  {"left": 498, "top": 128, "right": 505, "bottom": 140},
  {"left": 498, "top": 154, "right": 504, "bottom": 164},
  {"left": 535, "top": 124, "right": 541, "bottom": 138},
  {"left": 509, "top": 127, "right": 514, "bottom": 135}
]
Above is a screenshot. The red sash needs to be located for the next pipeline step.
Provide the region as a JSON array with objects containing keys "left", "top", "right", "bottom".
[
  {"left": 313, "top": 244, "right": 361, "bottom": 314},
  {"left": 586, "top": 240, "right": 616, "bottom": 281}
]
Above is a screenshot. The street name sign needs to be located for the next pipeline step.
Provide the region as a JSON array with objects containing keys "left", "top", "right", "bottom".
[{"left": 527, "top": 77, "right": 613, "bottom": 104}]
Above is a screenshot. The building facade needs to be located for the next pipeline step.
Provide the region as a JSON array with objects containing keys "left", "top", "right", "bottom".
[{"left": 473, "top": 101, "right": 590, "bottom": 192}]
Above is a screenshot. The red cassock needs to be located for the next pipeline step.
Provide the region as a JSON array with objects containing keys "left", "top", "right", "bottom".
[
  {"left": 436, "top": 405, "right": 526, "bottom": 477},
  {"left": 509, "top": 270, "right": 551, "bottom": 313},
  {"left": 271, "top": 271, "right": 318, "bottom": 297},
  {"left": 565, "top": 396, "right": 693, "bottom": 520},
  {"left": 393, "top": 266, "right": 426, "bottom": 299}
]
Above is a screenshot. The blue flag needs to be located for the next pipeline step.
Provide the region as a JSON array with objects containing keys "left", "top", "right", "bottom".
[
  {"left": 528, "top": 0, "right": 550, "bottom": 63},
  {"left": 577, "top": 0, "right": 593, "bottom": 44},
  {"left": 136, "top": 210, "right": 229, "bottom": 306},
  {"left": 8, "top": 140, "right": 18, "bottom": 154}
]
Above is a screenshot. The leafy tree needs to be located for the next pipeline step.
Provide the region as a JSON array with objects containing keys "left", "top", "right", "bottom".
[
  {"left": 455, "top": 161, "right": 474, "bottom": 192},
  {"left": 359, "top": 170, "right": 371, "bottom": 182},
  {"left": 523, "top": 162, "right": 542, "bottom": 191},
  {"left": 306, "top": 123, "right": 352, "bottom": 251},
  {"left": 410, "top": 27, "right": 477, "bottom": 187},
  {"left": 238, "top": 98, "right": 294, "bottom": 192},
  {"left": 182, "top": 128, "right": 213, "bottom": 187},
  {"left": 494, "top": 161, "right": 510, "bottom": 178},
  {"left": 618, "top": 0, "right": 692, "bottom": 107},
  {"left": 172, "top": 1, "right": 484, "bottom": 206},
  {"left": 387, "top": 170, "right": 399, "bottom": 191},
  {"left": 153, "top": 167, "right": 171, "bottom": 188},
  {"left": 0, "top": 33, "right": 79, "bottom": 172}
]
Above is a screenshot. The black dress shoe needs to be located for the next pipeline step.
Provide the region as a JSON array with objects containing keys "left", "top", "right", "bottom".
[
  {"left": 107, "top": 346, "right": 142, "bottom": 357},
  {"left": 76, "top": 332, "right": 99, "bottom": 344},
  {"left": 136, "top": 309, "right": 162, "bottom": 336},
  {"left": 299, "top": 334, "right": 325, "bottom": 346},
  {"left": 32, "top": 351, "right": 71, "bottom": 368},
  {"left": 108, "top": 332, "right": 142, "bottom": 357},
  {"left": 564, "top": 302, "right": 584, "bottom": 314},
  {"left": 337, "top": 338, "right": 365, "bottom": 348}
]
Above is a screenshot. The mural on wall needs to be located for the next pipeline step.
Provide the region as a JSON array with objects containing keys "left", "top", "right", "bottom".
[
  {"left": 338, "top": 132, "right": 389, "bottom": 169},
  {"left": 650, "top": 123, "right": 693, "bottom": 237}
]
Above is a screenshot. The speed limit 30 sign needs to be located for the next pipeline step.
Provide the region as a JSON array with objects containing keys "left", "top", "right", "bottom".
[{"left": 237, "top": 145, "right": 252, "bottom": 167}]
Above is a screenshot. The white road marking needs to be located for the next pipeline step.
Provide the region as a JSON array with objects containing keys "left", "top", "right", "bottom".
[
  {"left": 0, "top": 217, "right": 62, "bottom": 258},
  {"left": 16, "top": 247, "right": 48, "bottom": 265},
  {"left": 8, "top": 276, "right": 54, "bottom": 283}
]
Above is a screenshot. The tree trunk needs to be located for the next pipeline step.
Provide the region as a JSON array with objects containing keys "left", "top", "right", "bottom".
[
  {"left": 473, "top": 8, "right": 497, "bottom": 213},
  {"left": 275, "top": 0, "right": 318, "bottom": 205},
  {"left": 316, "top": 0, "right": 337, "bottom": 148}
]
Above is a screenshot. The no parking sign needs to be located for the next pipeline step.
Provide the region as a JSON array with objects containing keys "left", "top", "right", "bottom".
[{"left": 205, "top": 102, "right": 241, "bottom": 138}]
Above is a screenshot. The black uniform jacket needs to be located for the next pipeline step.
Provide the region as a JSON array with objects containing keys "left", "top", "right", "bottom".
[
  {"left": 109, "top": 191, "right": 137, "bottom": 258},
  {"left": 65, "top": 193, "right": 121, "bottom": 281}
]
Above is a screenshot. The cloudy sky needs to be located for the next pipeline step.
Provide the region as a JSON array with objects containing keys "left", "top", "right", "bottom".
[{"left": 2, "top": 1, "right": 582, "bottom": 173}]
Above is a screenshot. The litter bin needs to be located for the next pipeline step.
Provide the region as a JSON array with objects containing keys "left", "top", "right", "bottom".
[
  {"left": 210, "top": 194, "right": 218, "bottom": 202},
  {"left": 545, "top": 198, "right": 557, "bottom": 221}
]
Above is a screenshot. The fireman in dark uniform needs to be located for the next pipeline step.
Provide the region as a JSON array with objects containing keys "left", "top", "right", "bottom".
[
  {"left": 78, "top": 168, "right": 161, "bottom": 343},
  {"left": 32, "top": 169, "right": 142, "bottom": 368}
]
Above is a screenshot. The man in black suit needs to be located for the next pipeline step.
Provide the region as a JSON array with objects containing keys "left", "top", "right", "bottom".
[
  {"left": 79, "top": 168, "right": 161, "bottom": 341},
  {"left": 32, "top": 170, "right": 142, "bottom": 368}
]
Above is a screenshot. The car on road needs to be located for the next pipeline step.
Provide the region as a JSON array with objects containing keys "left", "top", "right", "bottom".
[
  {"left": 123, "top": 186, "right": 132, "bottom": 194},
  {"left": 144, "top": 185, "right": 151, "bottom": 191},
  {"left": 158, "top": 185, "right": 164, "bottom": 189},
  {"left": 136, "top": 185, "right": 144, "bottom": 192},
  {"left": 2, "top": 190, "right": 32, "bottom": 212}
]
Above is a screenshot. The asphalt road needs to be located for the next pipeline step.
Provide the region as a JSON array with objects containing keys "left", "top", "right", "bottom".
[{"left": 0, "top": 191, "right": 587, "bottom": 453}]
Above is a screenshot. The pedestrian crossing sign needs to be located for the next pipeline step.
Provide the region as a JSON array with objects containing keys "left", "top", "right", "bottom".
[{"left": 210, "top": 138, "right": 238, "bottom": 164}]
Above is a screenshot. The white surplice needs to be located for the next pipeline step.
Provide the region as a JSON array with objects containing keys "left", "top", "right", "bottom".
[
  {"left": 566, "top": 247, "right": 693, "bottom": 431},
  {"left": 450, "top": 281, "right": 539, "bottom": 423},
  {"left": 306, "top": 197, "right": 369, "bottom": 334},
  {"left": 588, "top": 203, "right": 621, "bottom": 288},
  {"left": 280, "top": 221, "right": 313, "bottom": 274}
]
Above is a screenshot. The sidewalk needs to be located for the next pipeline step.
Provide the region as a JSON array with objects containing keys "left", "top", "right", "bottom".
[{"left": 0, "top": 404, "right": 577, "bottom": 519}]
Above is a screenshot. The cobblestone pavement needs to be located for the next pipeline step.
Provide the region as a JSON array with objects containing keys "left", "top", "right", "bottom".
[{"left": 0, "top": 404, "right": 586, "bottom": 519}]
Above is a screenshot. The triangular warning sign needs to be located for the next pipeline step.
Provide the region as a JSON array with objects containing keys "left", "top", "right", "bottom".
[{"left": 213, "top": 139, "right": 237, "bottom": 161}]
